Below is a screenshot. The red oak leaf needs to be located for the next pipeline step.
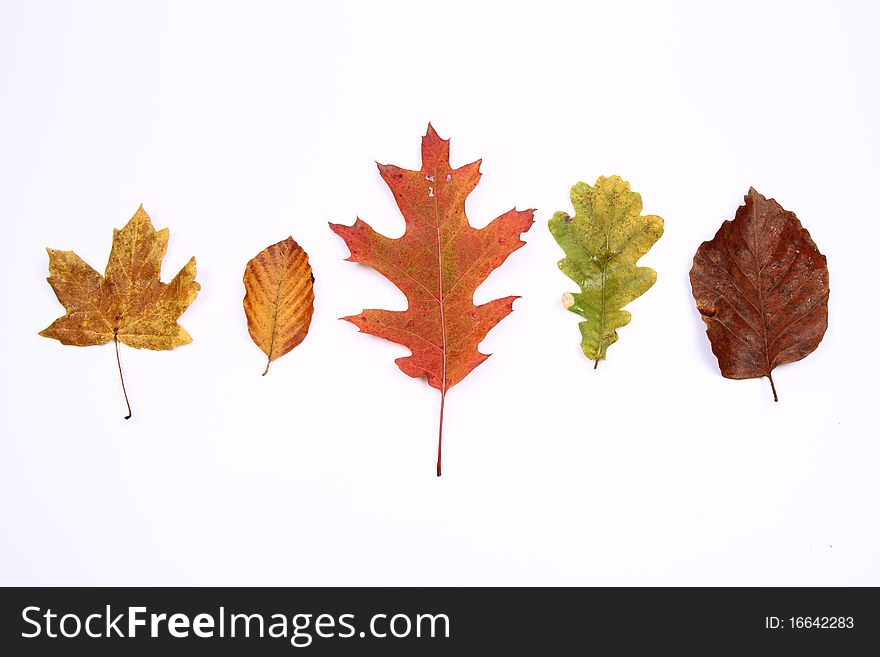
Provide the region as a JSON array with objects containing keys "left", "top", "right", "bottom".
[{"left": 331, "top": 125, "right": 534, "bottom": 476}]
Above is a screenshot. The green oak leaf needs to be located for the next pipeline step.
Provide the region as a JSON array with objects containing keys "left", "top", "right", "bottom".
[{"left": 549, "top": 176, "right": 664, "bottom": 367}]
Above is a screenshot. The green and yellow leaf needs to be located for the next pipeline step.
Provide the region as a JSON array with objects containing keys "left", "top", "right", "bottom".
[{"left": 549, "top": 176, "right": 663, "bottom": 367}]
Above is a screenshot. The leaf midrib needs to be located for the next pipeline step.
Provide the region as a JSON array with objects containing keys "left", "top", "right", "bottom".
[
  {"left": 595, "top": 201, "right": 618, "bottom": 360},
  {"left": 749, "top": 201, "right": 772, "bottom": 377}
]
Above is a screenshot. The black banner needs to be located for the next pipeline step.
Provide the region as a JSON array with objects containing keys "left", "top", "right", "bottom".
[{"left": 0, "top": 587, "right": 875, "bottom": 654}]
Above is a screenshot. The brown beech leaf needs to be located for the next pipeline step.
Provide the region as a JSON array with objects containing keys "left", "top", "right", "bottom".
[
  {"left": 40, "top": 205, "right": 200, "bottom": 418},
  {"left": 689, "top": 188, "right": 829, "bottom": 400},
  {"left": 330, "top": 124, "right": 534, "bottom": 475},
  {"left": 242, "top": 237, "right": 315, "bottom": 375}
]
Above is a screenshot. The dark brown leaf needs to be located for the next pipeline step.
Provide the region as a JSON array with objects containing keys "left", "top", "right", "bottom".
[{"left": 689, "top": 188, "right": 829, "bottom": 400}]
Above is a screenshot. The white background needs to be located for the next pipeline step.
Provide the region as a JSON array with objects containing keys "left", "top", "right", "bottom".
[{"left": 1, "top": 0, "right": 878, "bottom": 586}]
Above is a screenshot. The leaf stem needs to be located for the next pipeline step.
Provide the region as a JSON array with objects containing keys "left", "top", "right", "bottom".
[
  {"left": 436, "top": 389, "right": 446, "bottom": 477},
  {"left": 114, "top": 333, "right": 132, "bottom": 420},
  {"left": 768, "top": 372, "right": 778, "bottom": 403},
  {"left": 594, "top": 357, "right": 600, "bottom": 370},
  {"left": 262, "top": 356, "right": 271, "bottom": 376}
]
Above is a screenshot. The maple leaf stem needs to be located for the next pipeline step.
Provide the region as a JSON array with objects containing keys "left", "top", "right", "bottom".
[
  {"left": 594, "top": 357, "right": 600, "bottom": 370},
  {"left": 437, "top": 390, "right": 446, "bottom": 477},
  {"left": 768, "top": 372, "right": 779, "bottom": 403},
  {"left": 114, "top": 333, "right": 132, "bottom": 420}
]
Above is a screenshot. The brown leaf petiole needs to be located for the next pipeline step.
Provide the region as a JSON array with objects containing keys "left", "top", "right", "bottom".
[
  {"left": 114, "top": 332, "right": 132, "bottom": 419},
  {"left": 768, "top": 372, "right": 778, "bottom": 403}
]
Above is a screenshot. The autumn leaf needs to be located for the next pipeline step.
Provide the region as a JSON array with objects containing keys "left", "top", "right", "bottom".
[
  {"left": 330, "top": 124, "right": 534, "bottom": 476},
  {"left": 40, "top": 205, "right": 200, "bottom": 418},
  {"left": 243, "top": 237, "right": 315, "bottom": 375},
  {"left": 548, "top": 176, "right": 664, "bottom": 367},
  {"left": 689, "top": 188, "right": 829, "bottom": 400}
]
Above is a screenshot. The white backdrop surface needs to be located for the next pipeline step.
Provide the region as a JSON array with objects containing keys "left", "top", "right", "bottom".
[{"left": 1, "top": 0, "right": 878, "bottom": 585}]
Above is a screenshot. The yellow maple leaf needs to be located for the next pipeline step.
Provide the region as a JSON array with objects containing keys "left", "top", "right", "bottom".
[{"left": 40, "top": 205, "right": 200, "bottom": 417}]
